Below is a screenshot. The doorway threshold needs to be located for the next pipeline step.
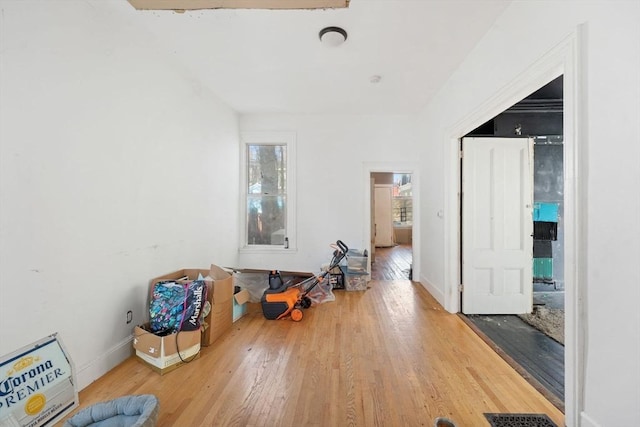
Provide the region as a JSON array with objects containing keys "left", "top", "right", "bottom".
[{"left": 459, "top": 314, "right": 564, "bottom": 413}]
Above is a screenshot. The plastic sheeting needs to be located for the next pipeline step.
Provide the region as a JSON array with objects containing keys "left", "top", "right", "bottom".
[{"left": 232, "top": 271, "right": 335, "bottom": 305}]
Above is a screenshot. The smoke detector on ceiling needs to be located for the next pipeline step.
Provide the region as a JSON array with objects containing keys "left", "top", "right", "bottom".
[{"left": 319, "top": 27, "right": 348, "bottom": 47}]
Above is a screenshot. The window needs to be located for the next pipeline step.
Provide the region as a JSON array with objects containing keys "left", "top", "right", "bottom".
[
  {"left": 392, "top": 173, "right": 412, "bottom": 225},
  {"left": 240, "top": 132, "right": 296, "bottom": 251}
]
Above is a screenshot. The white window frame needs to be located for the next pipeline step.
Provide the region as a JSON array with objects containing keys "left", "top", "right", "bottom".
[{"left": 239, "top": 131, "right": 297, "bottom": 253}]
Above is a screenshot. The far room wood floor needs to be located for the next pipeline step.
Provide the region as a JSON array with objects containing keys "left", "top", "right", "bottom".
[
  {"left": 63, "top": 277, "right": 564, "bottom": 426},
  {"left": 371, "top": 243, "right": 412, "bottom": 280}
]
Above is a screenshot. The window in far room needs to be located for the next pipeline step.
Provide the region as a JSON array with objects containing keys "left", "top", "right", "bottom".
[
  {"left": 240, "top": 132, "right": 296, "bottom": 251},
  {"left": 392, "top": 173, "right": 412, "bottom": 226}
]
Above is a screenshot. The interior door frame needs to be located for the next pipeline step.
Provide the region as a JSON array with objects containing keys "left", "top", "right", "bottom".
[
  {"left": 442, "top": 30, "right": 586, "bottom": 426},
  {"left": 363, "top": 162, "right": 420, "bottom": 282}
]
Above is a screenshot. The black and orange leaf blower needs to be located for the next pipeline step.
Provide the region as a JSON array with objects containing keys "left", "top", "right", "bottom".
[{"left": 261, "top": 240, "right": 348, "bottom": 321}]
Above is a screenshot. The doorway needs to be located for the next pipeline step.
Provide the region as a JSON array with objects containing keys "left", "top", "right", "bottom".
[
  {"left": 462, "top": 77, "right": 565, "bottom": 315},
  {"left": 441, "top": 32, "right": 585, "bottom": 425},
  {"left": 460, "top": 76, "right": 566, "bottom": 407},
  {"left": 370, "top": 172, "right": 414, "bottom": 281}
]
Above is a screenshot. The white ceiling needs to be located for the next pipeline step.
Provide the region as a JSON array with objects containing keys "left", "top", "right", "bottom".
[{"left": 117, "top": 0, "right": 512, "bottom": 114}]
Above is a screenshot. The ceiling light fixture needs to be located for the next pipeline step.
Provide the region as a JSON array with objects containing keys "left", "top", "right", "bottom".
[{"left": 319, "top": 26, "right": 348, "bottom": 47}]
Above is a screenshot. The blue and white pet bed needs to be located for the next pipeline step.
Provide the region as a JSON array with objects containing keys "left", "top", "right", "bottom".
[{"left": 63, "top": 394, "right": 159, "bottom": 427}]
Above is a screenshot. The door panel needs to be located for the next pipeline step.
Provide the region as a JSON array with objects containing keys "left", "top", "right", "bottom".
[
  {"left": 370, "top": 177, "right": 376, "bottom": 262},
  {"left": 374, "top": 185, "right": 394, "bottom": 247},
  {"left": 462, "top": 137, "right": 533, "bottom": 314}
]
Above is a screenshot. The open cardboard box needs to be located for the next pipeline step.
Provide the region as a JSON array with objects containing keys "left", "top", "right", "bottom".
[
  {"left": 233, "top": 288, "right": 251, "bottom": 322},
  {"left": 149, "top": 264, "right": 234, "bottom": 347},
  {"left": 133, "top": 324, "right": 201, "bottom": 375}
]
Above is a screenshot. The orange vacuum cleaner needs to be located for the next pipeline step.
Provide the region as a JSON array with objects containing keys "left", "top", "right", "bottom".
[{"left": 261, "top": 240, "right": 348, "bottom": 321}]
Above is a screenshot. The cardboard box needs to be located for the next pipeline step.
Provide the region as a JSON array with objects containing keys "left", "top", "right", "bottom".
[
  {"left": 233, "top": 289, "right": 250, "bottom": 322},
  {"left": 207, "top": 300, "right": 233, "bottom": 344},
  {"left": 133, "top": 324, "right": 201, "bottom": 375},
  {"left": 208, "top": 264, "right": 235, "bottom": 304},
  {"left": 150, "top": 268, "right": 212, "bottom": 289},
  {"left": 202, "top": 265, "right": 234, "bottom": 346},
  {"left": 149, "top": 264, "right": 235, "bottom": 347},
  {"left": 135, "top": 344, "right": 200, "bottom": 375}
]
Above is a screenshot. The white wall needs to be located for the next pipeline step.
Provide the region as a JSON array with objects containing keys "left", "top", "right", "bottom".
[
  {"left": 0, "top": 1, "right": 240, "bottom": 389},
  {"left": 239, "top": 114, "right": 419, "bottom": 272},
  {"left": 416, "top": 2, "right": 640, "bottom": 426},
  {"left": 2, "top": 2, "right": 639, "bottom": 425}
]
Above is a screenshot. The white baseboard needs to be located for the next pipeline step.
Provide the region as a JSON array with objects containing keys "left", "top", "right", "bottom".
[
  {"left": 580, "top": 412, "right": 601, "bottom": 427},
  {"left": 418, "top": 275, "right": 446, "bottom": 308},
  {"left": 75, "top": 335, "right": 133, "bottom": 390}
]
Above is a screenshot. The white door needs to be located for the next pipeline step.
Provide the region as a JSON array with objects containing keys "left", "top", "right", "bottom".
[
  {"left": 370, "top": 177, "right": 376, "bottom": 262},
  {"left": 374, "top": 185, "right": 394, "bottom": 247},
  {"left": 462, "top": 137, "right": 534, "bottom": 314}
]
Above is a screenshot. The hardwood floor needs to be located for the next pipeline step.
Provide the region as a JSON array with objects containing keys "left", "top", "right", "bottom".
[
  {"left": 62, "top": 279, "right": 564, "bottom": 426},
  {"left": 374, "top": 244, "right": 565, "bottom": 410},
  {"left": 371, "top": 244, "right": 412, "bottom": 280},
  {"left": 463, "top": 314, "right": 565, "bottom": 411}
]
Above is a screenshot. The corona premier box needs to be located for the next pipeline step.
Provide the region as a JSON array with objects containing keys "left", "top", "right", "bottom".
[{"left": 0, "top": 334, "right": 78, "bottom": 427}]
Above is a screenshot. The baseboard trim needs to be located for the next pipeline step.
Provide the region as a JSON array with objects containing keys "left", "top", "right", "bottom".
[
  {"left": 418, "top": 275, "right": 445, "bottom": 308},
  {"left": 76, "top": 335, "right": 133, "bottom": 390},
  {"left": 580, "top": 412, "right": 601, "bottom": 427}
]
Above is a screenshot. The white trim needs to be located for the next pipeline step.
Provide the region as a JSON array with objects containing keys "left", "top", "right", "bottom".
[
  {"left": 76, "top": 335, "right": 133, "bottom": 390},
  {"left": 239, "top": 131, "right": 297, "bottom": 252},
  {"left": 580, "top": 412, "right": 602, "bottom": 427},
  {"left": 420, "top": 277, "right": 443, "bottom": 304},
  {"left": 568, "top": 24, "right": 589, "bottom": 427},
  {"left": 442, "top": 31, "right": 585, "bottom": 426},
  {"left": 363, "top": 162, "right": 420, "bottom": 282}
]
